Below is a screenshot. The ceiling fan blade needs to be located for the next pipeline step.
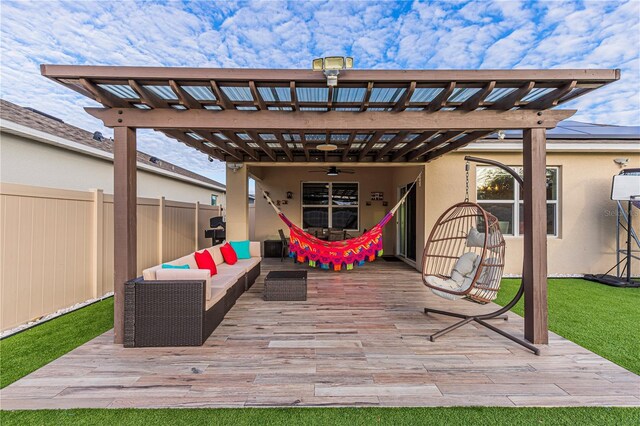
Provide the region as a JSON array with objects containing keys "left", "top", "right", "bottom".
[
  {"left": 340, "top": 170, "right": 356, "bottom": 174},
  {"left": 308, "top": 170, "right": 328, "bottom": 173}
]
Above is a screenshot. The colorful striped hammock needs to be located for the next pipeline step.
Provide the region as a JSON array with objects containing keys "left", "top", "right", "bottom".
[{"left": 261, "top": 173, "right": 421, "bottom": 271}]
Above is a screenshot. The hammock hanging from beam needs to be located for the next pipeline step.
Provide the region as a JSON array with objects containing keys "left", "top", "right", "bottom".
[{"left": 261, "top": 172, "right": 421, "bottom": 271}]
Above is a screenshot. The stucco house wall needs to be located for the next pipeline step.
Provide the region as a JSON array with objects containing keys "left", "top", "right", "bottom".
[{"left": 251, "top": 149, "right": 639, "bottom": 276}]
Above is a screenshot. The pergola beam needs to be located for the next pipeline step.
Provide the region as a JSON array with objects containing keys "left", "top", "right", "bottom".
[
  {"left": 461, "top": 81, "right": 495, "bottom": 111},
  {"left": 391, "top": 131, "right": 438, "bottom": 162},
  {"left": 219, "top": 130, "right": 259, "bottom": 160},
  {"left": 375, "top": 131, "right": 409, "bottom": 161},
  {"left": 428, "top": 82, "right": 455, "bottom": 112},
  {"left": 524, "top": 81, "right": 577, "bottom": 110},
  {"left": 246, "top": 130, "right": 276, "bottom": 161},
  {"left": 274, "top": 131, "right": 294, "bottom": 161},
  {"left": 210, "top": 80, "right": 233, "bottom": 110},
  {"left": 490, "top": 81, "right": 535, "bottom": 110},
  {"left": 358, "top": 131, "right": 384, "bottom": 161},
  {"left": 169, "top": 80, "right": 202, "bottom": 109},
  {"left": 42, "top": 65, "right": 620, "bottom": 83},
  {"left": 407, "top": 131, "right": 465, "bottom": 162},
  {"left": 191, "top": 130, "right": 243, "bottom": 161},
  {"left": 129, "top": 80, "right": 169, "bottom": 109},
  {"left": 341, "top": 131, "right": 357, "bottom": 161},
  {"left": 79, "top": 78, "right": 128, "bottom": 108},
  {"left": 85, "top": 108, "right": 576, "bottom": 131},
  {"left": 423, "top": 131, "right": 494, "bottom": 162}
]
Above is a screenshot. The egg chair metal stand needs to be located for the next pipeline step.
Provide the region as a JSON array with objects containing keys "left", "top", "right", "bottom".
[{"left": 423, "top": 156, "right": 539, "bottom": 355}]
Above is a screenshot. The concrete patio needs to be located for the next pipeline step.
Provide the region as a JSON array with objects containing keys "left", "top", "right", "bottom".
[{"left": 1, "top": 259, "right": 638, "bottom": 409}]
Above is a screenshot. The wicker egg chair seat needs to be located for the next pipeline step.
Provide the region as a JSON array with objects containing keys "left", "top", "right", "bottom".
[{"left": 422, "top": 202, "right": 506, "bottom": 304}]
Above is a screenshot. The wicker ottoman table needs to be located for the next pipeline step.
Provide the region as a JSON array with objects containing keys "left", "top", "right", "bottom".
[{"left": 264, "top": 270, "right": 307, "bottom": 301}]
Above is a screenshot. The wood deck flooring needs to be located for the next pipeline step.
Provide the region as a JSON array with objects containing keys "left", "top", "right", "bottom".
[{"left": 2, "top": 259, "right": 638, "bottom": 409}]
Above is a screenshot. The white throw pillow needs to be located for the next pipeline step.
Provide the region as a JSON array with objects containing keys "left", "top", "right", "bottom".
[
  {"left": 466, "top": 227, "right": 485, "bottom": 248},
  {"left": 450, "top": 252, "right": 479, "bottom": 285}
]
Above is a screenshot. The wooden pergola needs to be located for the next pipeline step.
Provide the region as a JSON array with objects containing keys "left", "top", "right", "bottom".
[{"left": 41, "top": 65, "right": 619, "bottom": 345}]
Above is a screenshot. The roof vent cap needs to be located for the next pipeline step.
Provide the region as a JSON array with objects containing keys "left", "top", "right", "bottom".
[{"left": 92, "top": 131, "right": 105, "bottom": 142}]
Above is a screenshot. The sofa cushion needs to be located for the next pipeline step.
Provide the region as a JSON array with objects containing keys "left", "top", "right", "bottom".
[
  {"left": 235, "top": 257, "right": 261, "bottom": 274},
  {"left": 210, "top": 271, "right": 241, "bottom": 291},
  {"left": 220, "top": 243, "right": 238, "bottom": 265},
  {"left": 230, "top": 240, "right": 251, "bottom": 259},
  {"left": 142, "top": 265, "right": 162, "bottom": 281},
  {"left": 206, "top": 244, "right": 225, "bottom": 266},
  {"left": 206, "top": 287, "right": 228, "bottom": 310},
  {"left": 249, "top": 241, "right": 261, "bottom": 257},
  {"left": 155, "top": 268, "right": 212, "bottom": 300},
  {"left": 194, "top": 249, "right": 217, "bottom": 276}
]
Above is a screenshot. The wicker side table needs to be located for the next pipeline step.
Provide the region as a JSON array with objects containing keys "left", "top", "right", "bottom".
[{"left": 264, "top": 270, "right": 307, "bottom": 301}]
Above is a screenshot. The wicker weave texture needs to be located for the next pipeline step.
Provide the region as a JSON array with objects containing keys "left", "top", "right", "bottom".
[{"left": 264, "top": 271, "right": 307, "bottom": 301}]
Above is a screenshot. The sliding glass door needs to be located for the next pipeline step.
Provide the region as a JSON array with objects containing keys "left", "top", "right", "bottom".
[{"left": 397, "top": 183, "right": 417, "bottom": 261}]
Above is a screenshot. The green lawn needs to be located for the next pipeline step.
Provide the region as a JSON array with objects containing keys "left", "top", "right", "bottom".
[
  {"left": 0, "top": 297, "right": 114, "bottom": 388},
  {"left": 1, "top": 407, "right": 639, "bottom": 426},
  {"left": 495, "top": 278, "right": 640, "bottom": 375}
]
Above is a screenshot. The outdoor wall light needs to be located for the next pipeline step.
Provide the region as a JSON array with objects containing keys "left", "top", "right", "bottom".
[
  {"left": 613, "top": 158, "right": 629, "bottom": 167},
  {"left": 286, "top": 191, "right": 293, "bottom": 199},
  {"left": 312, "top": 56, "right": 354, "bottom": 87},
  {"left": 227, "top": 162, "right": 244, "bottom": 172}
]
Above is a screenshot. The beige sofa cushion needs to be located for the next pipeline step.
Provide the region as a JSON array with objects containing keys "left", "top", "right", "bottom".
[
  {"left": 249, "top": 241, "right": 261, "bottom": 258},
  {"left": 235, "top": 257, "right": 261, "bottom": 274},
  {"left": 206, "top": 244, "right": 225, "bottom": 266},
  {"left": 206, "top": 287, "right": 227, "bottom": 310},
  {"left": 155, "top": 268, "right": 212, "bottom": 300}
]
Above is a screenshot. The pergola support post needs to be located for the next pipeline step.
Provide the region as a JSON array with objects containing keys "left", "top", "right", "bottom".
[
  {"left": 225, "top": 164, "right": 249, "bottom": 240},
  {"left": 113, "top": 127, "right": 137, "bottom": 344},
  {"left": 523, "top": 128, "right": 549, "bottom": 344}
]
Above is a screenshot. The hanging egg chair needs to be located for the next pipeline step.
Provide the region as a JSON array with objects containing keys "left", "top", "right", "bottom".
[
  {"left": 421, "top": 156, "right": 539, "bottom": 355},
  {"left": 422, "top": 201, "right": 506, "bottom": 304}
]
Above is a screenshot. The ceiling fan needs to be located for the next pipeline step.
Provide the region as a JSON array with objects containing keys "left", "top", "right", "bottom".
[{"left": 309, "top": 166, "right": 355, "bottom": 176}]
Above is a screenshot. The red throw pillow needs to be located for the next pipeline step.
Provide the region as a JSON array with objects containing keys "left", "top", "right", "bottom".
[
  {"left": 220, "top": 243, "right": 238, "bottom": 265},
  {"left": 194, "top": 250, "right": 217, "bottom": 276}
]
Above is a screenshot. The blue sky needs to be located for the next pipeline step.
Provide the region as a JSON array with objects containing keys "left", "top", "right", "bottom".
[{"left": 1, "top": 0, "right": 639, "bottom": 184}]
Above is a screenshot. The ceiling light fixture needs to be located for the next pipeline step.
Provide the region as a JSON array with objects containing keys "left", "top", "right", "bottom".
[
  {"left": 312, "top": 56, "right": 354, "bottom": 87},
  {"left": 316, "top": 142, "right": 338, "bottom": 151}
]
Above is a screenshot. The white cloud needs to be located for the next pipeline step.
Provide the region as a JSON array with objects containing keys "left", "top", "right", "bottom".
[{"left": 0, "top": 0, "right": 638, "bottom": 186}]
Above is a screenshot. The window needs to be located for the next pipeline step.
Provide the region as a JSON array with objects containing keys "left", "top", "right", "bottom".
[
  {"left": 302, "top": 182, "right": 359, "bottom": 230},
  {"left": 211, "top": 194, "right": 218, "bottom": 206},
  {"left": 476, "top": 166, "right": 559, "bottom": 236}
]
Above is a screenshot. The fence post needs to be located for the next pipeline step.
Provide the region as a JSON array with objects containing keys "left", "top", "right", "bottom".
[
  {"left": 91, "top": 189, "right": 104, "bottom": 298},
  {"left": 158, "top": 196, "right": 165, "bottom": 264},
  {"left": 195, "top": 201, "right": 200, "bottom": 251}
]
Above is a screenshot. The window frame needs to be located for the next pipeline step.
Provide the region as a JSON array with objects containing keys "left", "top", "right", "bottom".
[
  {"left": 301, "top": 181, "right": 360, "bottom": 231},
  {"left": 475, "top": 166, "right": 560, "bottom": 237},
  {"left": 211, "top": 194, "right": 218, "bottom": 206}
]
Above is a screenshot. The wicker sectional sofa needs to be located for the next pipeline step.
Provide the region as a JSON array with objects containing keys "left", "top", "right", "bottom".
[{"left": 124, "top": 242, "right": 261, "bottom": 347}]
